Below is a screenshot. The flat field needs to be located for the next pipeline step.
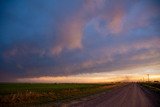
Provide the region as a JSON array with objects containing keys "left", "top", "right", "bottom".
[{"left": 0, "top": 83, "right": 119, "bottom": 106}]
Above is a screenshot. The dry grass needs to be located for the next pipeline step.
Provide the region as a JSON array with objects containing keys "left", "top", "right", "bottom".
[{"left": 0, "top": 83, "right": 121, "bottom": 106}]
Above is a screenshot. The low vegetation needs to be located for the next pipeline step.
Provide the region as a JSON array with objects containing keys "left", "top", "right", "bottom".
[
  {"left": 0, "top": 83, "right": 121, "bottom": 106},
  {"left": 139, "top": 82, "right": 160, "bottom": 94}
]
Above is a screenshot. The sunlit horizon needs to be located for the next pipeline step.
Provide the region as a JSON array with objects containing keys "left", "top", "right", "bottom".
[{"left": 17, "top": 64, "right": 160, "bottom": 83}]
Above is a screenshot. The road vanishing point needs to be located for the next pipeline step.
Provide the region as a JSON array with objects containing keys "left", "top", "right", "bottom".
[{"left": 69, "top": 83, "right": 159, "bottom": 107}]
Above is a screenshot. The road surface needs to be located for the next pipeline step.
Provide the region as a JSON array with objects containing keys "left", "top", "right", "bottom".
[{"left": 68, "top": 83, "right": 158, "bottom": 107}]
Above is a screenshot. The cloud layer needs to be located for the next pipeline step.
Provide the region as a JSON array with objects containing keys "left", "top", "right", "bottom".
[{"left": 0, "top": 0, "right": 160, "bottom": 82}]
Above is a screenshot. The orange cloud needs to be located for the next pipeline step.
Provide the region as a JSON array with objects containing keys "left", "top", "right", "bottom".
[
  {"left": 52, "top": 18, "right": 84, "bottom": 55},
  {"left": 51, "top": 45, "right": 63, "bottom": 55},
  {"left": 52, "top": 0, "right": 106, "bottom": 55},
  {"left": 109, "top": 9, "right": 124, "bottom": 34}
]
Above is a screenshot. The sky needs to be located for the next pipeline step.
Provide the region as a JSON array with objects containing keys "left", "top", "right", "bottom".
[{"left": 0, "top": 0, "right": 160, "bottom": 83}]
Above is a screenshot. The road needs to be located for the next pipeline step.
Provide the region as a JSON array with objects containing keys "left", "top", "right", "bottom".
[{"left": 68, "top": 83, "right": 158, "bottom": 107}]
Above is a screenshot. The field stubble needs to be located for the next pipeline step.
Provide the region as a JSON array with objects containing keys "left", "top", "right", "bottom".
[{"left": 0, "top": 83, "right": 121, "bottom": 106}]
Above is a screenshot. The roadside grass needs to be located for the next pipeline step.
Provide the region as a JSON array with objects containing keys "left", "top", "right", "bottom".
[
  {"left": 0, "top": 83, "right": 121, "bottom": 106},
  {"left": 139, "top": 82, "right": 160, "bottom": 94}
]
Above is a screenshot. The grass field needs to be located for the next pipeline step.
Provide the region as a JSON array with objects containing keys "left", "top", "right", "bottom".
[{"left": 0, "top": 83, "right": 121, "bottom": 106}]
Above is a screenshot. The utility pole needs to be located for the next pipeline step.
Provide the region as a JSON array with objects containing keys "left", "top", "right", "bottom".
[{"left": 147, "top": 74, "right": 149, "bottom": 82}]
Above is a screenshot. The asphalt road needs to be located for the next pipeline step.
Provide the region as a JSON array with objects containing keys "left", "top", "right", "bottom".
[{"left": 69, "top": 83, "right": 158, "bottom": 107}]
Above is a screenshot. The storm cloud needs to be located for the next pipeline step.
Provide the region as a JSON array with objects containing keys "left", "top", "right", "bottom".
[{"left": 0, "top": 0, "right": 160, "bottom": 82}]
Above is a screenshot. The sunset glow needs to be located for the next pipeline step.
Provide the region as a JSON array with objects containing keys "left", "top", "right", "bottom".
[{"left": 17, "top": 64, "right": 160, "bottom": 83}]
